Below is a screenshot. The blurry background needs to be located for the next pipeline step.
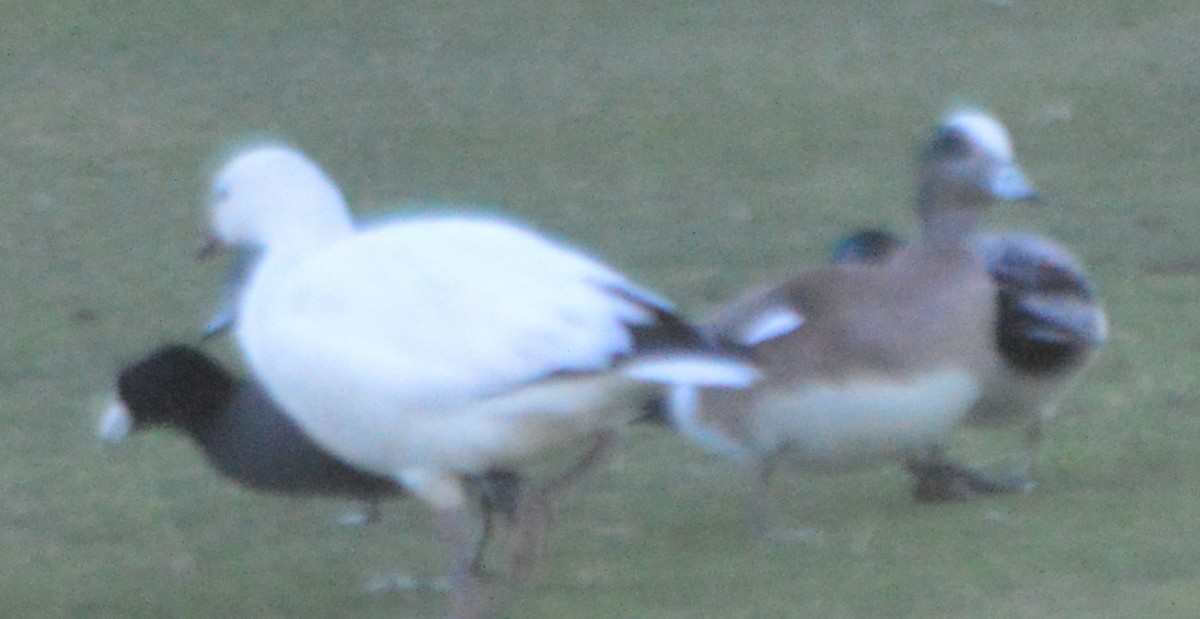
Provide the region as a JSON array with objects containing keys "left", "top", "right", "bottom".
[{"left": 2, "top": 1, "right": 1197, "bottom": 617}]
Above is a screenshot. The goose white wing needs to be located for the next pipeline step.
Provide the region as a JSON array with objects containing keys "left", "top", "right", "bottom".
[{"left": 241, "top": 216, "right": 661, "bottom": 410}]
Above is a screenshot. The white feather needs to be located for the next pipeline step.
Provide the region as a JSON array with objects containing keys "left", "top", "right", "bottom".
[
  {"left": 622, "top": 354, "right": 760, "bottom": 388},
  {"left": 735, "top": 304, "right": 805, "bottom": 346},
  {"left": 665, "top": 385, "right": 746, "bottom": 459},
  {"left": 943, "top": 109, "right": 1015, "bottom": 161},
  {"left": 236, "top": 214, "right": 728, "bottom": 478},
  {"left": 96, "top": 397, "right": 133, "bottom": 444},
  {"left": 752, "top": 370, "right": 980, "bottom": 469}
]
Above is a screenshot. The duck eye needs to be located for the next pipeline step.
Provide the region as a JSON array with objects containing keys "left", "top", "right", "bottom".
[{"left": 930, "top": 129, "right": 973, "bottom": 158}]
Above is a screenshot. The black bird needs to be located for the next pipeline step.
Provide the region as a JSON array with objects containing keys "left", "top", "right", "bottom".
[{"left": 98, "top": 344, "right": 520, "bottom": 570}]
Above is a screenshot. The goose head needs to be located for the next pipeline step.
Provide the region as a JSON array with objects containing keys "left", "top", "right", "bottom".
[{"left": 203, "top": 145, "right": 353, "bottom": 259}]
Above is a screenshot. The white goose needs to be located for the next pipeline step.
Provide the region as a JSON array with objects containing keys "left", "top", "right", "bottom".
[{"left": 203, "top": 145, "right": 758, "bottom": 618}]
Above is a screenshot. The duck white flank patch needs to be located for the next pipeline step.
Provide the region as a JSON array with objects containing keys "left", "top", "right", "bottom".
[{"left": 755, "top": 369, "right": 980, "bottom": 468}]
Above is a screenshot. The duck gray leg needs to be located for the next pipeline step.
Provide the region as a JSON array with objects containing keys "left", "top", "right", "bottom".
[
  {"left": 750, "top": 453, "right": 819, "bottom": 542},
  {"left": 1018, "top": 418, "right": 1043, "bottom": 491},
  {"left": 749, "top": 454, "right": 779, "bottom": 540}
]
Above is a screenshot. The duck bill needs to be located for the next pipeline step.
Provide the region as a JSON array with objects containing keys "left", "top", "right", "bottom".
[{"left": 991, "top": 164, "right": 1041, "bottom": 203}]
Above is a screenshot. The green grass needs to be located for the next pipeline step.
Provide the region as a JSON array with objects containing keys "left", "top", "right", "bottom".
[{"left": 3, "top": 0, "right": 1199, "bottom": 616}]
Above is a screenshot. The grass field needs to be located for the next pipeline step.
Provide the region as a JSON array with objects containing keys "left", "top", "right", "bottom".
[{"left": 4, "top": 0, "right": 1200, "bottom": 617}]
